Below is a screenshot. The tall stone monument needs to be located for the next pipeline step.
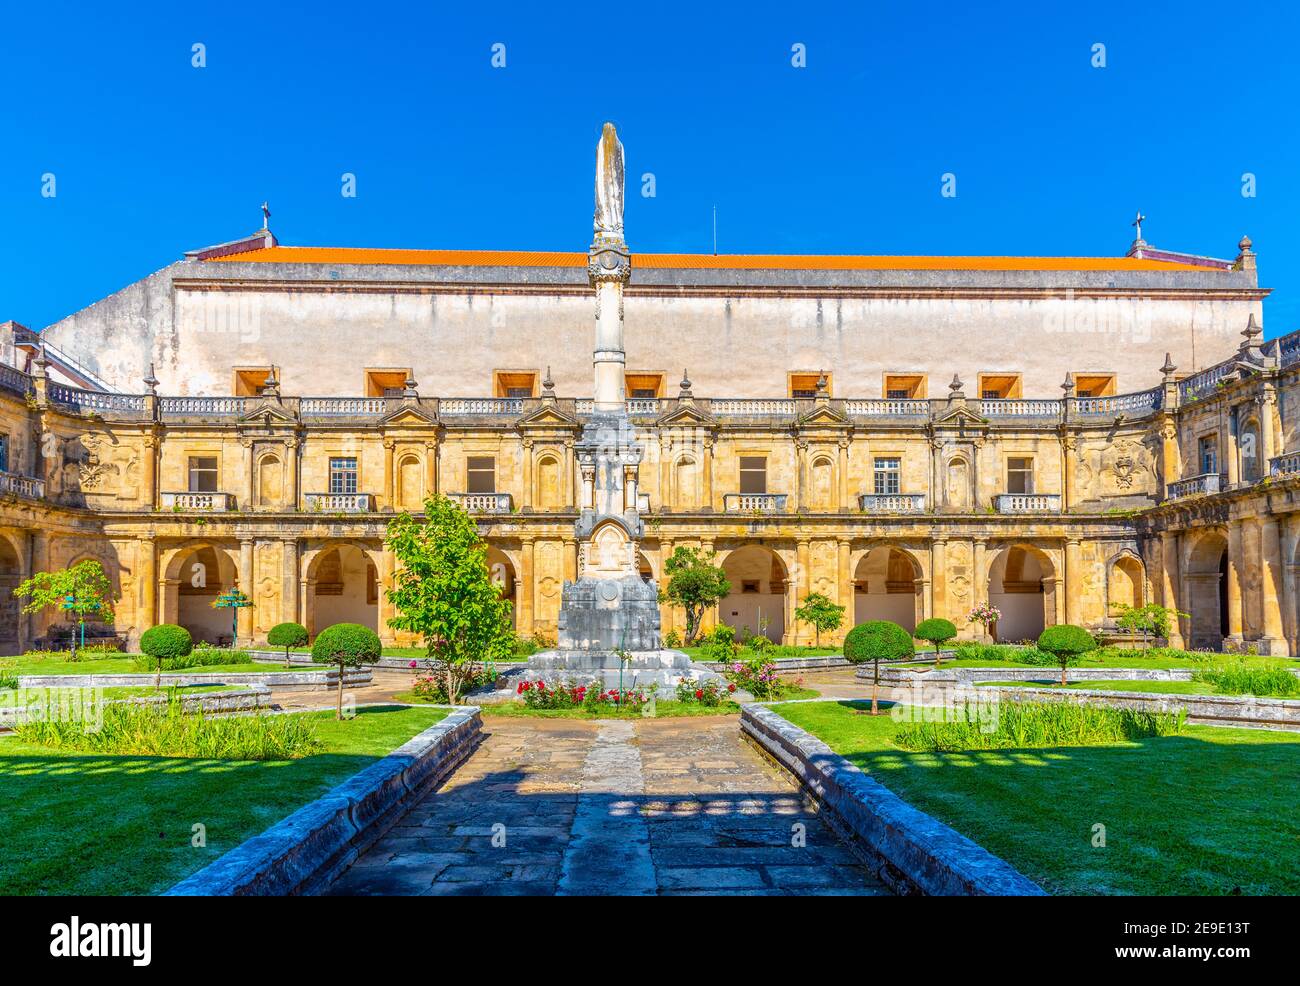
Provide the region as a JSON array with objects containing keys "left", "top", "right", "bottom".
[{"left": 523, "top": 123, "right": 703, "bottom": 689}]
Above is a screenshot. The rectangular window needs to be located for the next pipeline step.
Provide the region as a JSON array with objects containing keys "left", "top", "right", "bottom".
[
  {"left": 1006, "top": 457, "right": 1034, "bottom": 495},
  {"left": 187, "top": 456, "right": 219, "bottom": 493},
  {"left": 788, "top": 372, "right": 829, "bottom": 398},
  {"left": 1073, "top": 373, "right": 1117, "bottom": 398},
  {"left": 1199, "top": 435, "right": 1218, "bottom": 476},
  {"left": 364, "top": 368, "right": 410, "bottom": 398},
  {"left": 467, "top": 456, "right": 496, "bottom": 494},
  {"left": 0, "top": 433, "right": 9, "bottom": 473},
  {"left": 739, "top": 456, "right": 767, "bottom": 495},
  {"left": 979, "top": 374, "right": 1022, "bottom": 400},
  {"left": 625, "top": 372, "right": 665, "bottom": 398},
  {"left": 494, "top": 371, "right": 537, "bottom": 399},
  {"left": 233, "top": 367, "right": 274, "bottom": 397},
  {"left": 742, "top": 580, "right": 760, "bottom": 594},
  {"left": 883, "top": 374, "right": 926, "bottom": 399},
  {"left": 873, "top": 457, "right": 901, "bottom": 495},
  {"left": 329, "top": 457, "right": 358, "bottom": 495}
]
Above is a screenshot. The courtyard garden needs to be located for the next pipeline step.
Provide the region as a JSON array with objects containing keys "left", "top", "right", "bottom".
[
  {"left": 772, "top": 698, "right": 1300, "bottom": 895},
  {"left": 0, "top": 704, "right": 447, "bottom": 895}
]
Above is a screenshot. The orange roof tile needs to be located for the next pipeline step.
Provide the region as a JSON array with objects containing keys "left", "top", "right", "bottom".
[{"left": 204, "top": 245, "right": 1222, "bottom": 272}]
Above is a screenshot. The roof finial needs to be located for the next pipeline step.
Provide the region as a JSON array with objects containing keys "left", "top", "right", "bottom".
[
  {"left": 1160, "top": 352, "right": 1178, "bottom": 381},
  {"left": 260, "top": 201, "right": 271, "bottom": 231},
  {"left": 403, "top": 373, "right": 419, "bottom": 399},
  {"left": 948, "top": 373, "right": 965, "bottom": 400},
  {"left": 679, "top": 368, "right": 693, "bottom": 398},
  {"left": 1060, "top": 372, "right": 1075, "bottom": 396},
  {"left": 143, "top": 362, "right": 159, "bottom": 395},
  {"left": 1131, "top": 210, "right": 1147, "bottom": 243},
  {"left": 541, "top": 366, "right": 555, "bottom": 397}
]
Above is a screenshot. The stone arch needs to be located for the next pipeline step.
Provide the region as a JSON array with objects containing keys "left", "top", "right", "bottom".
[
  {"left": 1106, "top": 550, "right": 1147, "bottom": 617},
  {"left": 944, "top": 454, "right": 972, "bottom": 510},
  {"left": 853, "top": 545, "right": 924, "bottom": 632},
  {"left": 809, "top": 454, "right": 835, "bottom": 511},
  {"left": 637, "top": 550, "right": 656, "bottom": 585},
  {"left": 583, "top": 520, "right": 633, "bottom": 578},
  {"left": 987, "top": 543, "right": 1057, "bottom": 642},
  {"left": 485, "top": 544, "right": 518, "bottom": 629},
  {"left": 256, "top": 452, "right": 283, "bottom": 508},
  {"left": 161, "top": 541, "right": 239, "bottom": 644},
  {"left": 1239, "top": 415, "right": 1262, "bottom": 483},
  {"left": 0, "top": 533, "right": 23, "bottom": 653},
  {"left": 302, "top": 541, "right": 382, "bottom": 636},
  {"left": 719, "top": 544, "right": 788, "bottom": 642},
  {"left": 397, "top": 453, "right": 424, "bottom": 511},
  {"left": 535, "top": 452, "right": 563, "bottom": 510},
  {"left": 673, "top": 453, "right": 701, "bottom": 510},
  {"left": 1186, "top": 529, "right": 1229, "bottom": 650}
]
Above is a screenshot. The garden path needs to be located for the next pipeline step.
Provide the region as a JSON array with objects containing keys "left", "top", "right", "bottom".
[{"left": 324, "top": 715, "right": 889, "bottom": 896}]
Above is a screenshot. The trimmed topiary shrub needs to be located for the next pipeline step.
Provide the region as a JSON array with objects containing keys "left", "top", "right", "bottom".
[
  {"left": 914, "top": 617, "right": 958, "bottom": 668},
  {"left": 311, "top": 623, "right": 382, "bottom": 720},
  {"left": 844, "top": 620, "right": 914, "bottom": 714},
  {"left": 267, "top": 622, "right": 309, "bottom": 668},
  {"left": 140, "top": 624, "right": 193, "bottom": 688},
  {"left": 1037, "top": 623, "right": 1097, "bottom": 685}
]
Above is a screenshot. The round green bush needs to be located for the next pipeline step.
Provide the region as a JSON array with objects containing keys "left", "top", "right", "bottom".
[
  {"left": 267, "top": 622, "right": 309, "bottom": 648},
  {"left": 914, "top": 618, "right": 957, "bottom": 645},
  {"left": 1037, "top": 624, "right": 1097, "bottom": 658},
  {"left": 140, "top": 624, "right": 193, "bottom": 661},
  {"left": 843, "top": 620, "right": 915, "bottom": 664},
  {"left": 310, "top": 623, "right": 381, "bottom": 667}
]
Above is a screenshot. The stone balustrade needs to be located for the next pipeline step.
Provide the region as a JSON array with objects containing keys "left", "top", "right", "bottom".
[
  {"left": 979, "top": 399, "right": 1062, "bottom": 418},
  {"left": 711, "top": 398, "right": 798, "bottom": 416},
  {"left": 439, "top": 397, "right": 524, "bottom": 415},
  {"left": 301, "top": 397, "right": 390, "bottom": 416},
  {"left": 1074, "top": 388, "right": 1162, "bottom": 417},
  {"left": 0, "top": 363, "right": 32, "bottom": 397},
  {"left": 723, "top": 493, "right": 788, "bottom": 513},
  {"left": 0, "top": 471, "right": 44, "bottom": 499},
  {"left": 446, "top": 492, "right": 513, "bottom": 514},
  {"left": 1166, "top": 472, "right": 1222, "bottom": 500},
  {"left": 160, "top": 396, "right": 250, "bottom": 416},
  {"left": 160, "top": 491, "right": 236, "bottom": 511},
  {"left": 47, "top": 384, "right": 149, "bottom": 414},
  {"left": 844, "top": 399, "right": 929, "bottom": 417},
  {"left": 858, "top": 492, "right": 926, "bottom": 513},
  {"left": 1270, "top": 451, "right": 1300, "bottom": 477},
  {"left": 994, "top": 493, "right": 1062, "bottom": 514},
  {"left": 304, "top": 492, "right": 375, "bottom": 512}
]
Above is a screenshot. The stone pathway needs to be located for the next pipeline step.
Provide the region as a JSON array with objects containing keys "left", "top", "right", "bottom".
[{"left": 325, "top": 715, "right": 889, "bottom": 896}]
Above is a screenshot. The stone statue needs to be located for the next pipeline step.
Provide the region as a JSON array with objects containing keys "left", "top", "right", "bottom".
[{"left": 593, "top": 122, "right": 624, "bottom": 239}]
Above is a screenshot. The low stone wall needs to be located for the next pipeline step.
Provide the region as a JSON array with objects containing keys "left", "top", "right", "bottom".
[
  {"left": 166, "top": 707, "right": 483, "bottom": 896},
  {"left": 17, "top": 668, "right": 372, "bottom": 690},
  {"left": 0, "top": 685, "right": 271, "bottom": 728},
  {"left": 703, "top": 655, "right": 855, "bottom": 672},
  {"left": 983, "top": 685, "right": 1300, "bottom": 730},
  {"left": 741, "top": 705, "right": 1045, "bottom": 896}
]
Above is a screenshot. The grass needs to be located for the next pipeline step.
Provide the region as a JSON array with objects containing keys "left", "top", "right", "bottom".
[
  {"left": 976, "top": 679, "right": 1217, "bottom": 695},
  {"left": 897, "top": 652, "right": 1286, "bottom": 672},
  {"left": 1193, "top": 660, "right": 1300, "bottom": 697},
  {"left": 0, "top": 704, "right": 447, "bottom": 895},
  {"left": 771, "top": 699, "right": 1300, "bottom": 895},
  {"left": 11, "top": 655, "right": 289, "bottom": 677},
  {"left": 679, "top": 645, "right": 840, "bottom": 661},
  {"left": 893, "top": 701, "right": 1185, "bottom": 752},
  {"left": 284, "top": 645, "right": 529, "bottom": 662}
]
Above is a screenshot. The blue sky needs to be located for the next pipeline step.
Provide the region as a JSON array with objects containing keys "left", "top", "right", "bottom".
[{"left": 2, "top": 1, "right": 1297, "bottom": 336}]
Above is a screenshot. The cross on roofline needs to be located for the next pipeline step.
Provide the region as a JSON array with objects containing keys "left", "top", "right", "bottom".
[{"left": 1132, "top": 210, "right": 1147, "bottom": 241}]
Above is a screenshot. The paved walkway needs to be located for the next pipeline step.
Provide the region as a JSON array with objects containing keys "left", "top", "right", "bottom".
[{"left": 324, "top": 715, "right": 888, "bottom": 896}]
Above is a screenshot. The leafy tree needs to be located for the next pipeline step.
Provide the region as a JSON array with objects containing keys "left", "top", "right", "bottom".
[
  {"left": 385, "top": 494, "right": 515, "bottom": 703},
  {"left": 659, "top": 547, "right": 731, "bottom": 645},
  {"left": 311, "top": 623, "right": 381, "bottom": 719},
  {"left": 140, "top": 624, "right": 193, "bottom": 689},
  {"left": 1037, "top": 624, "right": 1097, "bottom": 686},
  {"left": 844, "top": 620, "right": 914, "bottom": 715},
  {"left": 14, "top": 559, "right": 117, "bottom": 661},
  {"left": 1114, "top": 603, "right": 1187, "bottom": 650},
  {"left": 267, "top": 622, "right": 308, "bottom": 668},
  {"left": 794, "top": 592, "right": 845, "bottom": 647},
  {"left": 914, "top": 617, "right": 958, "bottom": 668}
]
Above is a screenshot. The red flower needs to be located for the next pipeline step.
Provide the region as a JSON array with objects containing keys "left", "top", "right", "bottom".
[
  {"left": 695, "top": 689, "right": 703, "bottom": 699},
  {"left": 728, "top": 684, "right": 736, "bottom": 692}
]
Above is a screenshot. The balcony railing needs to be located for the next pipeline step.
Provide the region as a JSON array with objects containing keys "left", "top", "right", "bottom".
[
  {"left": 161, "top": 491, "right": 235, "bottom": 511},
  {"left": 844, "top": 399, "right": 929, "bottom": 418},
  {"left": 1177, "top": 363, "right": 1235, "bottom": 402},
  {"left": 1075, "top": 388, "right": 1162, "bottom": 418},
  {"left": 160, "top": 396, "right": 250, "bottom": 416},
  {"left": 858, "top": 492, "right": 926, "bottom": 513},
  {"left": 304, "top": 492, "right": 375, "bottom": 512},
  {"left": 1270, "top": 451, "right": 1300, "bottom": 477},
  {"left": 301, "top": 397, "right": 389, "bottom": 416},
  {"left": 980, "top": 399, "right": 1062, "bottom": 418},
  {"left": 994, "top": 493, "right": 1062, "bottom": 514},
  {"left": 0, "top": 364, "right": 34, "bottom": 397},
  {"left": 0, "top": 471, "right": 44, "bottom": 499},
  {"left": 724, "top": 493, "right": 788, "bottom": 513},
  {"left": 47, "top": 384, "right": 149, "bottom": 414},
  {"left": 447, "top": 492, "right": 513, "bottom": 514},
  {"left": 439, "top": 398, "right": 523, "bottom": 415},
  {"left": 711, "top": 399, "right": 798, "bottom": 417},
  {"left": 1166, "top": 472, "right": 1222, "bottom": 500}
]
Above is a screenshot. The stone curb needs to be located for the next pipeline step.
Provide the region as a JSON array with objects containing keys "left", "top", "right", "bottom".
[
  {"left": 17, "top": 669, "right": 372, "bottom": 690},
  {"left": 164, "top": 706, "right": 482, "bottom": 896},
  {"left": 740, "top": 705, "right": 1045, "bottom": 897},
  {"left": 0, "top": 685, "right": 272, "bottom": 728}
]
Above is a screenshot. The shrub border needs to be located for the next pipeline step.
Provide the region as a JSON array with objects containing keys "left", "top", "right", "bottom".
[
  {"left": 165, "top": 706, "right": 482, "bottom": 896},
  {"left": 740, "top": 705, "right": 1045, "bottom": 896}
]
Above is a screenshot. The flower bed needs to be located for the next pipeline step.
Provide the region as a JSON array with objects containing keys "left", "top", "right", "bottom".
[{"left": 516, "top": 679, "right": 652, "bottom": 710}]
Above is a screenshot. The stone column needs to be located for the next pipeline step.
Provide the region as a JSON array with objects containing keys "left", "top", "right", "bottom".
[
  {"left": 143, "top": 435, "right": 159, "bottom": 510},
  {"left": 837, "top": 539, "right": 852, "bottom": 633},
  {"left": 793, "top": 538, "right": 811, "bottom": 644},
  {"left": 699, "top": 537, "right": 716, "bottom": 633},
  {"left": 1225, "top": 520, "right": 1244, "bottom": 644},
  {"left": 382, "top": 438, "right": 395, "bottom": 510},
  {"left": 1064, "top": 537, "right": 1082, "bottom": 625},
  {"left": 1224, "top": 405, "right": 1240, "bottom": 487},
  {"left": 518, "top": 539, "right": 535, "bottom": 634},
  {"left": 377, "top": 547, "right": 397, "bottom": 644},
  {"left": 702, "top": 437, "right": 715, "bottom": 511},
  {"left": 285, "top": 438, "right": 300, "bottom": 510},
  {"left": 1259, "top": 515, "right": 1286, "bottom": 653},
  {"left": 238, "top": 538, "right": 254, "bottom": 644},
  {"left": 138, "top": 537, "right": 157, "bottom": 644},
  {"left": 1159, "top": 531, "right": 1185, "bottom": 649},
  {"left": 837, "top": 439, "right": 850, "bottom": 512},
  {"left": 1062, "top": 436, "right": 1077, "bottom": 511},
  {"left": 425, "top": 442, "right": 438, "bottom": 499},
  {"left": 930, "top": 537, "right": 947, "bottom": 622},
  {"left": 1160, "top": 417, "right": 1180, "bottom": 496},
  {"left": 521, "top": 439, "right": 534, "bottom": 511},
  {"left": 282, "top": 537, "right": 299, "bottom": 629},
  {"left": 658, "top": 537, "right": 674, "bottom": 635},
  {"left": 241, "top": 440, "right": 254, "bottom": 510},
  {"left": 1282, "top": 515, "right": 1299, "bottom": 656},
  {"left": 1259, "top": 389, "right": 1279, "bottom": 466},
  {"left": 795, "top": 440, "right": 808, "bottom": 513},
  {"left": 973, "top": 538, "right": 988, "bottom": 641}
]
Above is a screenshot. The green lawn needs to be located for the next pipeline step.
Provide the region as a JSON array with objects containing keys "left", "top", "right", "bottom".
[
  {"left": 11, "top": 656, "right": 327, "bottom": 678},
  {"left": 897, "top": 653, "right": 1285, "bottom": 672},
  {"left": 771, "top": 700, "right": 1300, "bottom": 895},
  {"left": 679, "top": 645, "right": 841, "bottom": 662},
  {"left": 976, "top": 679, "right": 1218, "bottom": 696},
  {"left": 0, "top": 705, "right": 446, "bottom": 895}
]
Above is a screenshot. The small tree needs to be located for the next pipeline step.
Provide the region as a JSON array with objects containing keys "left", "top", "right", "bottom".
[
  {"left": 386, "top": 494, "right": 515, "bottom": 703},
  {"left": 14, "top": 559, "right": 116, "bottom": 661},
  {"left": 267, "top": 622, "right": 308, "bottom": 668},
  {"left": 914, "top": 617, "right": 958, "bottom": 668},
  {"left": 659, "top": 547, "right": 731, "bottom": 645},
  {"left": 1037, "top": 624, "right": 1097, "bottom": 686},
  {"left": 311, "top": 623, "right": 381, "bottom": 719},
  {"left": 140, "top": 624, "right": 193, "bottom": 689},
  {"left": 794, "top": 592, "right": 845, "bottom": 648},
  {"left": 844, "top": 620, "right": 914, "bottom": 715},
  {"left": 1114, "top": 603, "right": 1186, "bottom": 650}
]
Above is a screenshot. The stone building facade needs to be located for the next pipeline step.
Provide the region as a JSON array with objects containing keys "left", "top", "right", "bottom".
[{"left": 1, "top": 229, "right": 1294, "bottom": 655}]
